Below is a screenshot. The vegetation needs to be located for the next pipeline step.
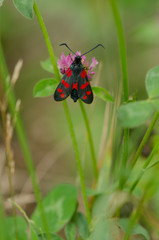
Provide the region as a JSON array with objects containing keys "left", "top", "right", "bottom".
[{"left": 1, "top": 0, "right": 159, "bottom": 239}]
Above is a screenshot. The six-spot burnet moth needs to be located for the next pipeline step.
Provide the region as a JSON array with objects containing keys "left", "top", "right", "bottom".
[{"left": 54, "top": 43, "right": 104, "bottom": 104}]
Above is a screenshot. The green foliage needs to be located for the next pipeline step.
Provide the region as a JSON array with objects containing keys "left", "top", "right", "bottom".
[
  {"left": 118, "top": 218, "right": 150, "bottom": 240},
  {"left": 146, "top": 66, "right": 159, "bottom": 99},
  {"left": 92, "top": 86, "right": 114, "bottom": 102},
  {"left": 41, "top": 58, "right": 55, "bottom": 74},
  {"left": 5, "top": 216, "right": 28, "bottom": 240},
  {"left": 75, "top": 212, "right": 89, "bottom": 239},
  {"left": 13, "top": 0, "right": 34, "bottom": 18},
  {"left": 151, "top": 99, "right": 159, "bottom": 111},
  {"left": 33, "top": 78, "right": 58, "bottom": 97},
  {"left": 117, "top": 65, "right": 159, "bottom": 128},
  {"left": 2, "top": 1, "right": 159, "bottom": 240},
  {"left": 65, "top": 222, "right": 76, "bottom": 240},
  {"left": 88, "top": 218, "right": 119, "bottom": 240},
  {"left": 31, "top": 184, "right": 78, "bottom": 233},
  {"left": 37, "top": 233, "right": 64, "bottom": 240},
  {"left": 117, "top": 100, "right": 154, "bottom": 128}
]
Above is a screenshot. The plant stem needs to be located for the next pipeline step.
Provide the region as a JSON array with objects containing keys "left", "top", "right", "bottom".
[
  {"left": 33, "top": 1, "right": 91, "bottom": 224},
  {"left": 131, "top": 112, "right": 159, "bottom": 169},
  {"left": 110, "top": 0, "right": 129, "bottom": 187},
  {"left": 124, "top": 191, "right": 148, "bottom": 240},
  {"left": 63, "top": 101, "right": 91, "bottom": 224},
  {"left": 130, "top": 139, "right": 159, "bottom": 193},
  {"left": 0, "top": 43, "right": 50, "bottom": 239},
  {"left": 109, "top": 0, "right": 128, "bottom": 102},
  {"left": 33, "top": 2, "right": 61, "bottom": 82},
  {"left": 118, "top": 128, "right": 129, "bottom": 189},
  {"left": 79, "top": 100, "right": 98, "bottom": 180}
]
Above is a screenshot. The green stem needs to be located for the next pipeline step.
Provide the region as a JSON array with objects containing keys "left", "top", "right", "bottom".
[
  {"left": 33, "top": 1, "right": 91, "bottom": 224},
  {"left": 109, "top": 0, "right": 128, "bottom": 102},
  {"left": 110, "top": 0, "right": 129, "bottom": 187},
  {"left": 130, "top": 140, "right": 159, "bottom": 193},
  {"left": 33, "top": 2, "right": 61, "bottom": 82},
  {"left": 131, "top": 112, "right": 159, "bottom": 169},
  {"left": 79, "top": 100, "right": 98, "bottom": 180},
  {"left": 123, "top": 129, "right": 129, "bottom": 167},
  {"left": 0, "top": 44, "right": 50, "bottom": 239},
  {"left": 63, "top": 101, "right": 91, "bottom": 224},
  {"left": 124, "top": 191, "right": 147, "bottom": 240},
  {"left": 118, "top": 128, "right": 129, "bottom": 189}
]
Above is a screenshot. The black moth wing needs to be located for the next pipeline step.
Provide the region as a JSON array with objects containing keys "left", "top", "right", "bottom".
[
  {"left": 77, "top": 68, "right": 93, "bottom": 104},
  {"left": 54, "top": 68, "right": 74, "bottom": 101}
]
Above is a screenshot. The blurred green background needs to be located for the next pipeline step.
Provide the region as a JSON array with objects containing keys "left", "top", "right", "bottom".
[{"left": 1, "top": 0, "right": 159, "bottom": 215}]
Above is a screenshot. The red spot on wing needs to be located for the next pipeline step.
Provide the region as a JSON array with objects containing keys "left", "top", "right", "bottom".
[
  {"left": 61, "top": 93, "right": 65, "bottom": 98},
  {"left": 72, "top": 82, "right": 78, "bottom": 90},
  {"left": 58, "top": 88, "right": 62, "bottom": 93},
  {"left": 83, "top": 95, "right": 87, "bottom": 100},
  {"left": 65, "top": 68, "right": 72, "bottom": 77},
  {"left": 65, "top": 82, "right": 69, "bottom": 88},
  {"left": 81, "top": 69, "right": 87, "bottom": 78},
  {"left": 86, "top": 91, "right": 91, "bottom": 95},
  {"left": 81, "top": 81, "right": 89, "bottom": 89},
  {"left": 68, "top": 70, "right": 72, "bottom": 77},
  {"left": 61, "top": 79, "right": 69, "bottom": 88},
  {"left": 81, "top": 84, "right": 85, "bottom": 89},
  {"left": 65, "top": 68, "right": 70, "bottom": 74}
]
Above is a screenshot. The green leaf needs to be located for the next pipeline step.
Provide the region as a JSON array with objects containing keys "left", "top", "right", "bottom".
[
  {"left": 32, "top": 184, "right": 78, "bottom": 233},
  {"left": 13, "top": 0, "right": 34, "bottom": 19},
  {"left": 92, "top": 86, "right": 114, "bottom": 102},
  {"left": 88, "top": 217, "right": 119, "bottom": 240},
  {"left": 86, "top": 188, "right": 103, "bottom": 197},
  {"left": 146, "top": 66, "right": 159, "bottom": 99},
  {"left": 33, "top": 78, "right": 58, "bottom": 98},
  {"left": 5, "top": 216, "right": 28, "bottom": 240},
  {"left": 118, "top": 218, "right": 150, "bottom": 240},
  {"left": 37, "top": 233, "right": 63, "bottom": 240},
  {"left": 146, "top": 160, "right": 159, "bottom": 170},
  {"left": 75, "top": 212, "right": 89, "bottom": 239},
  {"left": 117, "top": 100, "right": 154, "bottom": 128},
  {"left": 65, "top": 222, "right": 76, "bottom": 240},
  {"left": 40, "top": 58, "right": 58, "bottom": 74},
  {"left": 151, "top": 99, "right": 159, "bottom": 111}
]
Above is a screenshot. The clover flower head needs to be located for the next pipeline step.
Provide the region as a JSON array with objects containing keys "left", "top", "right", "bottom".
[
  {"left": 57, "top": 52, "right": 98, "bottom": 80},
  {"left": 57, "top": 52, "right": 73, "bottom": 74}
]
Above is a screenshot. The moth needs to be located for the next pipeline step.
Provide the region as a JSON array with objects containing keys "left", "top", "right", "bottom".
[{"left": 54, "top": 43, "right": 104, "bottom": 104}]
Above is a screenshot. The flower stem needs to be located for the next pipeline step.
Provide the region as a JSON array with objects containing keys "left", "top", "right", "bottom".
[
  {"left": 79, "top": 100, "right": 98, "bottom": 180},
  {"left": 109, "top": 0, "right": 129, "bottom": 188},
  {"left": 0, "top": 43, "right": 50, "bottom": 238},
  {"left": 118, "top": 128, "right": 129, "bottom": 189},
  {"left": 124, "top": 193, "right": 146, "bottom": 240},
  {"left": 33, "top": 2, "right": 61, "bottom": 82},
  {"left": 63, "top": 101, "right": 91, "bottom": 224},
  {"left": 33, "top": 1, "right": 91, "bottom": 224},
  {"left": 109, "top": 0, "right": 128, "bottom": 102},
  {"left": 131, "top": 112, "right": 159, "bottom": 169},
  {"left": 130, "top": 139, "right": 159, "bottom": 193}
]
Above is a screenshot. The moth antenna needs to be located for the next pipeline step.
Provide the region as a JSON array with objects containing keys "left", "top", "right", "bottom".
[
  {"left": 82, "top": 44, "right": 104, "bottom": 56},
  {"left": 69, "top": 54, "right": 73, "bottom": 62},
  {"left": 59, "top": 43, "right": 76, "bottom": 55}
]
